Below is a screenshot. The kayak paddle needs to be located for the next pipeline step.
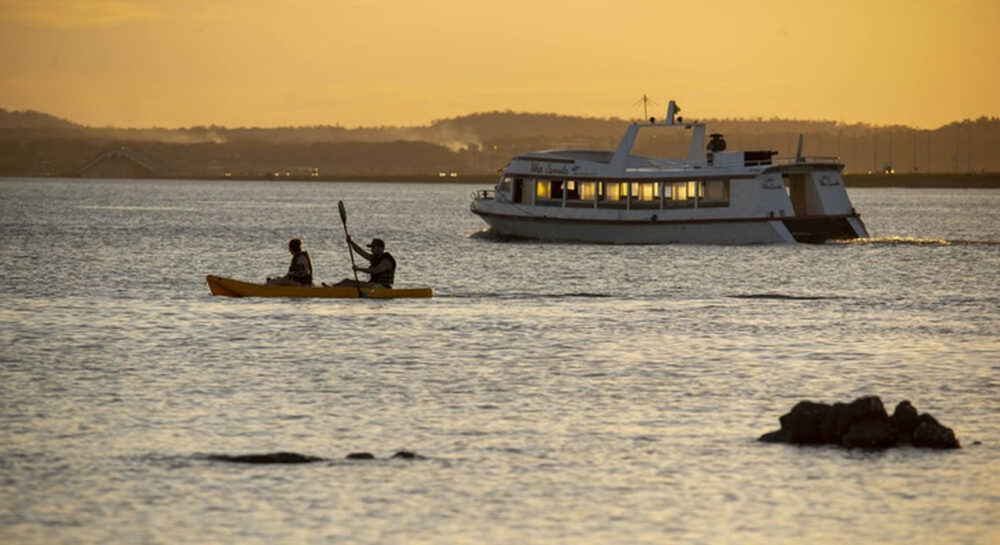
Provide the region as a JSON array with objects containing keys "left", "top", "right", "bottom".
[{"left": 337, "top": 200, "right": 364, "bottom": 298}]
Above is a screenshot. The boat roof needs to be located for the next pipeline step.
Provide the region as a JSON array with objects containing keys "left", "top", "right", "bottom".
[
  {"left": 513, "top": 149, "right": 694, "bottom": 170},
  {"left": 505, "top": 101, "right": 842, "bottom": 177},
  {"left": 515, "top": 150, "right": 614, "bottom": 164}
]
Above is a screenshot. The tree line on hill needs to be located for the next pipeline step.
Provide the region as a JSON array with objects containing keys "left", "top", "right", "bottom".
[{"left": 1, "top": 108, "right": 998, "bottom": 178}]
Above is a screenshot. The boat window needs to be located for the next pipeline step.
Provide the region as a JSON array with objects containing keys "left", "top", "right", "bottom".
[
  {"left": 703, "top": 180, "right": 729, "bottom": 200},
  {"left": 498, "top": 176, "right": 512, "bottom": 193},
  {"left": 551, "top": 180, "right": 564, "bottom": 200},
  {"left": 565, "top": 180, "right": 580, "bottom": 200},
  {"left": 536, "top": 179, "right": 551, "bottom": 199},
  {"left": 633, "top": 182, "right": 658, "bottom": 200},
  {"left": 564, "top": 181, "right": 595, "bottom": 207},
  {"left": 670, "top": 182, "right": 686, "bottom": 201},
  {"left": 597, "top": 182, "right": 628, "bottom": 208},
  {"left": 662, "top": 181, "right": 696, "bottom": 208},
  {"left": 604, "top": 182, "right": 623, "bottom": 201},
  {"left": 670, "top": 181, "right": 700, "bottom": 201},
  {"left": 534, "top": 179, "right": 565, "bottom": 206},
  {"left": 513, "top": 178, "right": 525, "bottom": 203},
  {"left": 628, "top": 182, "right": 660, "bottom": 208}
]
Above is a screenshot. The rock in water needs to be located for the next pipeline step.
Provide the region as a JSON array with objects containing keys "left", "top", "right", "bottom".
[
  {"left": 207, "top": 452, "right": 324, "bottom": 464},
  {"left": 838, "top": 396, "right": 889, "bottom": 438},
  {"left": 911, "top": 414, "right": 961, "bottom": 449},
  {"left": 890, "top": 400, "right": 920, "bottom": 442},
  {"left": 819, "top": 402, "right": 848, "bottom": 444},
  {"left": 837, "top": 396, "right": 894, "bottom": 448},
  {"left": 841, "top": 419, "right": 899, "bottom": 449},
  {"left": 759, "top": 396, "right": 960, "bottom": 450},
  {"left": 778, "top": 401, "right": 832, "bottom": 444},
  {"left": 346, "top": 452, "right": 376, "bottom": 460},
  {"left": 391, "top": 450, "right": 422, "bottom": 459},
  {"left": 758, "top": 429, "right": 788, "bottom": 443}
]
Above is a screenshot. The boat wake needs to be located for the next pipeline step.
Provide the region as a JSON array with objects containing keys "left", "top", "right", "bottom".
[
  {"left": 467, "top": 229, "right": 529, "bottom": 242},
  {"left": 832, "top": 236, "right": 1000, "bottom": 246},
  {"left": 448, "top": 291, "right": 614, "bottom": 299}
]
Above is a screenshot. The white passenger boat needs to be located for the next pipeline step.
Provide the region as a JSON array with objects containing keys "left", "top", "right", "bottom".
[{"left": 470, "top": 101, "right": 869, "bottom": 244}]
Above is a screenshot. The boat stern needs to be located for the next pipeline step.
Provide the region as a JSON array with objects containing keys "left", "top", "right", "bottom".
[
  {"left": 782, "top": 213, "right": 868, "bottom": 243},
  {"left": 761, "top": 165, "right": 870, "bottom": 242}
]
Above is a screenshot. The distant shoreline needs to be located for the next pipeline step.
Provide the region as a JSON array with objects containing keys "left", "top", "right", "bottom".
[
  {"left": 4, "top": 172, "right": 999, "bottom": 188},
  {"left": 841, "top": 172, "right": 1000, "bottom": 188}
]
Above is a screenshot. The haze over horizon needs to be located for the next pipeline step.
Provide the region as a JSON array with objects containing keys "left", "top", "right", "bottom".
[{"left": 1, "top": 0, "right": 997, "bottom": 130}]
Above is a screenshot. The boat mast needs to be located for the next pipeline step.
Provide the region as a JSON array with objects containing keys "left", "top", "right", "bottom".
[{"left": 632, "top": 94, "right": 659, "bottom": 121}]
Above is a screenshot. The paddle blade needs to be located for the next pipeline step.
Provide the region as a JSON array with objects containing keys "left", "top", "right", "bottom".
[{"left": 338, "top": 200, "right": 348, "bottom": 225}]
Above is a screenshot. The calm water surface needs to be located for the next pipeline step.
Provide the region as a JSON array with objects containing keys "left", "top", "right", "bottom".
[{"left": 1, "top": 178, "right": 999, "bottom": 544}]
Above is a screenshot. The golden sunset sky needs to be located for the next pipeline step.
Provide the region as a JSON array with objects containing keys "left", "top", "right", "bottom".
[{"left": 1, "top": 0, "right": 997, "bottom": 129}]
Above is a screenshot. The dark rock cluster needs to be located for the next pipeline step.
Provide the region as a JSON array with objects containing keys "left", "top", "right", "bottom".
[
  {"left": 346, "top": 451, "right": 423, "bottom": 460},
  {"left": 759, "top": 396, "right": 960, "bottom": 449},
  {"left": 205, "top": 450, "right": 423, "bottom": 464},
  {"left": 206, "top": 452, "right": 325, "bottom": 464}
]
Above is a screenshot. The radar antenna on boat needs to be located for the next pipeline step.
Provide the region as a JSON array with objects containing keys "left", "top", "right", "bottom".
[{"left": 632, "top": 94, "right": 660, "bottom": 122}]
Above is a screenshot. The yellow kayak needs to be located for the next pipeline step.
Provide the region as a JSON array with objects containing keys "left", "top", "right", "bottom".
[{"left": 206, "top": 275, "right": 433, "bottom": 299}]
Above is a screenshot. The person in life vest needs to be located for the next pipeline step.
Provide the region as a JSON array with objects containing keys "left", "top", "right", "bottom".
[
  {"left": 266, "top": 238, "right": 314, "bottom": 286},
  {"left": 332, "top": 236, "right": 396, "bottom": 288}
]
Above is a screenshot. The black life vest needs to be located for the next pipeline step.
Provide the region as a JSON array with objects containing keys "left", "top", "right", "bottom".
[
  {"left": 288, "top": 251, "right": 313, "bottom": 284},
  {"left": 370, "top": 252, "right": 396, "bottom": 287}
]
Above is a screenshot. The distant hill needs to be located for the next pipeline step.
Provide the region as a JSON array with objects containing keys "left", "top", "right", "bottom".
[
  {"left": 428, "top": 111, "right": 625, "bottom": 141},
  {"left": 0, "top": 108, "right": 80, "bottom": 129},
  {"left": 1, "top": 107, "right": 998, "bottom": 176}
]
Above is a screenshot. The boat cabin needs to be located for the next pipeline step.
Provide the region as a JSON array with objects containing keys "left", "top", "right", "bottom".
[{"left": 471, "top": 100, "right": 868, "bottom": 244}]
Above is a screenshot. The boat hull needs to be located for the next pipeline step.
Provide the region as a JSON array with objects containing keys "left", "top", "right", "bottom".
[
  {"left": 472, "top": 208, "right": 867, "bottom": 244},
  {"left": 472, "top": 209, "right": 802, "bottom": 244},
  {"left": 206, "top": 276, "right": 433, "bottom": 299}
]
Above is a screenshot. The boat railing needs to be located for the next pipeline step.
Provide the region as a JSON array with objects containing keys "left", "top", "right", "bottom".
[
  {"left": 474, "top": 189, "right": 494, "bottom": 200},
  {"left": 770, "top": 155, "right": 842, "bottom": 166}
]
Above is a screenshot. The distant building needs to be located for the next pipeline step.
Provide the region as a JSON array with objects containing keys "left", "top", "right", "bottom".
[
  {"left": 284, "top": 166, "right": 321, "bottom": 177},
  {"left": 75, "top": 146, "right": 170, "bottom": 178}
]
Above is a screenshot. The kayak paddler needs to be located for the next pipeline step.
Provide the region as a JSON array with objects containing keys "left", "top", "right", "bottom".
[
  {"left": 330, "top": 236, "right": 396, "bottom": 288},
  {"left": 265, "top": 238, "right": 314, "bottom": 286}
]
